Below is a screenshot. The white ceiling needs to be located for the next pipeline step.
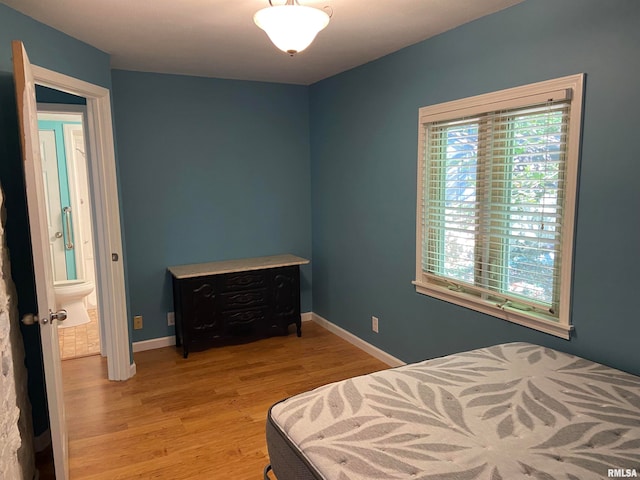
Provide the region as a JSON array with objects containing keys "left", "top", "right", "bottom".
[{"left": 3, "top": 0, "right": 523, "bottom": 85}]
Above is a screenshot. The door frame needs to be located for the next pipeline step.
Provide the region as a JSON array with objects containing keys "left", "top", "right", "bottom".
[{"left": 32, "top": 65, "right": 133, "bottom": 380}]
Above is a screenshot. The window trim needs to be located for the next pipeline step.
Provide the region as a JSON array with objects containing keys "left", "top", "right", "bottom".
[{"left": 414, "top": 74, "right": 584, "bottom": 339}]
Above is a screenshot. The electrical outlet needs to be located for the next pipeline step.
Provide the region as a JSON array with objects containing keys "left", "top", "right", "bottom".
[
  {"left": 372, "top": 316, "right": 379, "bottom": 333},
  {"left": 134, "top": 315, "right": 143, "bottom": 330},
  {"left": 167, "top": 311, "right": 175, "bottom": 326}
]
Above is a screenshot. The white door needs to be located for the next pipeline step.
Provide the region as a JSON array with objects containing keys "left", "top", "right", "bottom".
[{"left": 12, "top": 40, "right": 69, "bottom": 480}]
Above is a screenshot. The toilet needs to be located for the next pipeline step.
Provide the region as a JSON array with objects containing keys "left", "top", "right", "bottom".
[{"left": 54, "top": 279, "right": 95, "bottom": 328}]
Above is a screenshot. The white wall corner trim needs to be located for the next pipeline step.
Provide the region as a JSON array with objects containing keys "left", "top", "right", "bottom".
[
  {"left": 311, "top": 313, "right": 405, "bottom": 367},
  {"left": 132, "top": 336, "right": 176, "bottom": 353}
]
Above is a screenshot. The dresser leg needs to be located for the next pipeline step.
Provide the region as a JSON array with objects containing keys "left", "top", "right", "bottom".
[{"left": 296, "top": 322, "right": 302, "bottom": 337}]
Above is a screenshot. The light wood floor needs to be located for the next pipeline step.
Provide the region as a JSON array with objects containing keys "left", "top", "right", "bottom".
[
  {"left": 58, "top": 308, "right": 101, "bottom": 360},
  {"left": 58, "top": 321, "right": 388, "bottom": 479}
]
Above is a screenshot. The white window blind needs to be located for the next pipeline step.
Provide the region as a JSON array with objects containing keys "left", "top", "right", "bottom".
[{"left": 415, "top": 75, "right": 584, "bottom": 338}]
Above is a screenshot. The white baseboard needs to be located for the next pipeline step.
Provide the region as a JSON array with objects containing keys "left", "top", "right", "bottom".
[
  {"left": 129, "top": 362, "right": 137, "bottom": 377},
  {"left": 130, "top": 312, "right": 316, "bottom": 354},
  {"left": 132, "top": 336, "right": 176, "bottom": 353},
  {"left": 129, "top": 312, "right": 404, "bottom": 369},
  {"left": 311, "top": 313, "right": 405, "bottom": 367}
]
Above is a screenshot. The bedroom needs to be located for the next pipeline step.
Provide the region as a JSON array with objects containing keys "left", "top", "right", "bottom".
[{"left": 0, "top": 0, "right": 638, "bottom": 478}]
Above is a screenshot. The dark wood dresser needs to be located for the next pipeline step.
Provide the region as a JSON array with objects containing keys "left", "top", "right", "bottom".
[{"left": 168, "top": 254, "right": 309, "bottom": 358}]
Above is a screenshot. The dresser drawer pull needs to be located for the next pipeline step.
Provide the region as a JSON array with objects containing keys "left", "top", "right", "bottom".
[{"left": 226, "top": 310, "right": 265, "bottom": 326}]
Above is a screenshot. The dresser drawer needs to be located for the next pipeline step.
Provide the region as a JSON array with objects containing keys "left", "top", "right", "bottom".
[
  {"left": 223, "top": 308, "right": 267, "bottom": 331},
  {"left": 219, "top": 270, "right": 267, "bottom": 292},
  {"left": 220, "top": 289, "right": 268, "bottom": 311}
]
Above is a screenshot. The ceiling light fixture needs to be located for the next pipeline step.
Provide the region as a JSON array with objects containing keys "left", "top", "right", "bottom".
[{"left": 254, "top": 0, "right": 331, "bottom": 56}]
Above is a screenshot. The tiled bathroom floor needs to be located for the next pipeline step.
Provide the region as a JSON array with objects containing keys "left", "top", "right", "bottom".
[{"left": 57, "top": 308, "right": 101, "bottom": 360}]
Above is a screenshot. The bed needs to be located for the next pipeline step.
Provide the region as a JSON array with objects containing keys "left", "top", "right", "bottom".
[{"left": 265, "top": 342, "right": 640, "bottom": 480}]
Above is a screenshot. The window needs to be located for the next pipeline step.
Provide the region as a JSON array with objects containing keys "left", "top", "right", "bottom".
[{"left": 414, "top": 75, "right": 584, "bottom": 338}]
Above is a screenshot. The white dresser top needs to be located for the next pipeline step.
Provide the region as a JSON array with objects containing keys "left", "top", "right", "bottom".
[{"left": 168, "top": 254, "right": 309, "bottom": 279}]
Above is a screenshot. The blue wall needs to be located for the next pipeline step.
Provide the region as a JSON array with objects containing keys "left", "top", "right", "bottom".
[
  {"left": 0, "top": 3, "right": 113, "bottom": 436},
  {"left": 111, "top": 70, "right": 312, "bottom": 342},
  {"left": 309, "top": 0, "right": 640, "bottom": 375}
]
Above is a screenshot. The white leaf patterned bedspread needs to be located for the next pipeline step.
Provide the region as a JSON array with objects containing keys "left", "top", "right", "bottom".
[{"left": 270, "top": 343, "right": 640, "bottom": 479}]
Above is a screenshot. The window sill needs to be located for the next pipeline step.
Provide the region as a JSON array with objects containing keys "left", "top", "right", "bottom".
[{"left": 412, "top": 281, "right": 572, "bottom": 340}]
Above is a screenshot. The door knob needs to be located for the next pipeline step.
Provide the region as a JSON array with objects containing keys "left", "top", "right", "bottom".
[
  {"left": 22, "top": 310, "right": 67, "bottom": 325},
  {"left": 55, "top": 232, "right": 63, "bottom": 238},
  {"left": 50, "top": 309, "right": 67, "bottom": 323},
  {"left": 21, "top": 313, "right": 38, "bottom": 325}
]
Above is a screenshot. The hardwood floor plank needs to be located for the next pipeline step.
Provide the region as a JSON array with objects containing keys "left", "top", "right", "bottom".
[{"left": 61, "top": 321, "right": 388, "bottom": 479}]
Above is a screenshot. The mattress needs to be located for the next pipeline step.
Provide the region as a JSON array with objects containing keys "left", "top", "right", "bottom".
[{"left": 266, "top": 342, "right": 640, "bottom": 480}]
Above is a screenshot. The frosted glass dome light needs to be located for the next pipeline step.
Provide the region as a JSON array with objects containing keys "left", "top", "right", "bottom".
[{"left": 254, "top": 0, "right": 331, "bottom": 56}]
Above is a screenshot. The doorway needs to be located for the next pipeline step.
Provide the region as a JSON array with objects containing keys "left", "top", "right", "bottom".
[
  {"left": 37, "top": 105, "right": 102, "bottom": 360},
  {"left": 31, "top": 65, "right": 132, "bottom": 381}
]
